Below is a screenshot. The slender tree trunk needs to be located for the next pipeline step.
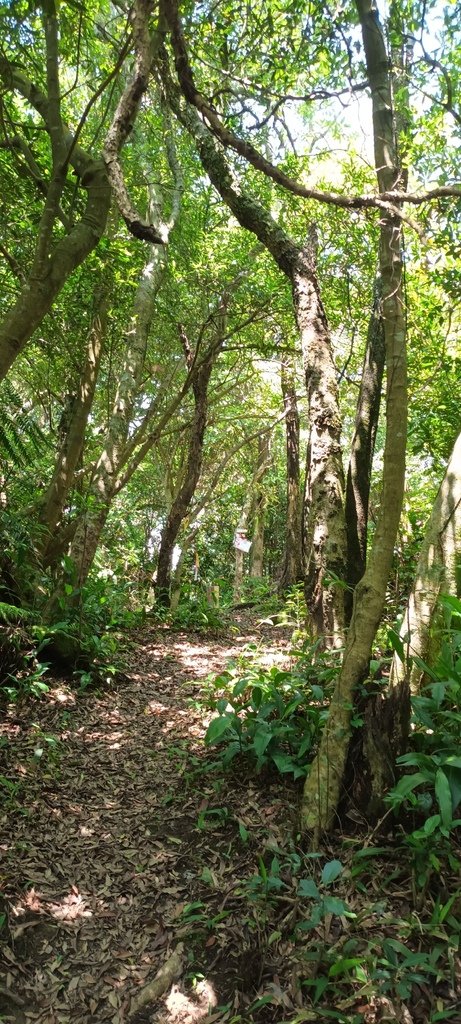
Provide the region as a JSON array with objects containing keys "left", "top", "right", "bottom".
[
  {"left": 38, "top": 275, "right": 109, "bottom": 557},
  {"left": 279, "top": 357, "right": 303, "bottom": 591},
  {"left": 155, "top": 350, "right": 215, "bottom": 605},
  {"left": 294, "top": 233, "right": 347, "bottom": 646},
  {"left": 390, "top": 431, "right": 461, "bottom": 693},
  {"left": 344, "top": 278, "right": 385, "bottom": 621},
  {"left": 234, "top": 441, "right": 272, "bottom": 601},
  {"left": 301, "top": 0, "right": 408, "bottom": 831},
  {"left": 250, "top": 433, "right": 271, "bottom": 578}
]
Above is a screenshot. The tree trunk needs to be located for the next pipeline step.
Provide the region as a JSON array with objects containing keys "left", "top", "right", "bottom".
[
  {"left": 301, "top": 0, "right": 408, "bottom": 832},
  {"left": 279, "top": 357, "right": 303, "bottom": 591},
  {"left": 38, "top": 275, "right": 109, "bottom": 556},
  {"left": 155, "top": 350, "right": 215, "bottom": 605},
  {"left": 294, "top": 232, "right": 347, "bottom": 647},
  {"left": 344, "top": 278, "right": 385, "bottom": 622},
  {"left": 168, "top": 92, "right": 347, "bottom": 640},
  {"left": 234, "top": 440, "right": 272, "bottom": 601},
  {"left": 0, "top": 160, "right": 111, "bottom": 382},
  {"left": 390, "top": 430, "right": 461, "bottom": 693},
  {"left": 250, "top": 433, "right": 271, "bottom": 578}
]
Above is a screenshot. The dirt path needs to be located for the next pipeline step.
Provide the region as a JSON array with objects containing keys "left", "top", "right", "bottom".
[{"left": 0, "top": 616, "right": 297, "bottom": 1023}]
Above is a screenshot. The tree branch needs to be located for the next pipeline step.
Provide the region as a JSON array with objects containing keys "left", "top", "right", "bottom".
[
  {"left": 160, "top": 0, "right": 461, "bottom": 219},
  {"left": 103, "top": 0, "right": 165, "bottom": 244}
]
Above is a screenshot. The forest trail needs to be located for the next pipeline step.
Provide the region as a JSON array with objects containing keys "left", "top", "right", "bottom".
[{"left": 0, "top": 614, "right": 298, "bottom": 1024}]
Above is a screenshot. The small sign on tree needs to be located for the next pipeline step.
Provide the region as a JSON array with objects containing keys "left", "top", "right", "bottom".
[{"left": 234, "top": 530, "right": 252, "bottom": 553}]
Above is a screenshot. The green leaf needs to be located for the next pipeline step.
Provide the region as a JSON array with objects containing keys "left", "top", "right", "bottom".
[
  {"left": 321, "top": 859, "right": 343, "bottom": 885},
  {"left": 205, "top": 714, "right": 235, "bottom": 745},
  {"left": 322, "top": 896, "right": 349, "bottom": 916},
  {"left": 435, "top": 768, "right": 453, "bottom": 829},
  {"left": 238, "top": 821, "right": 249, "bottom": 843},
  {"left": 388, "top": 627, "right": 405, "bottom": 662},
  {"left": 271, "top": 750, "right": 296, "bottom": 774},
  {"left": 298, "top": 878, "right": 320, "bottom": 899},
  {"left": 352, "top": 846, "right": 392, "bottom": 858},
  {"left": 252, "top": 724, "right": 272, "bottom": 756},
  {"left": 328, "top": 958, "right": 364, "bottom": 977},
  {"left": 423, "top": 814, "right": 441, "bottom": 834},
  {"left": 389, "top": 772, "right": 427, "bottom": 802},
  {"left": 444, "top": 765, "right": 461, "bottom": 812}
]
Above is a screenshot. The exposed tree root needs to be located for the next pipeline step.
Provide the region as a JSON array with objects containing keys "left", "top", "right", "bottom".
[{"left": 128, "top": 943, "right": 184, "bottom": 1017}]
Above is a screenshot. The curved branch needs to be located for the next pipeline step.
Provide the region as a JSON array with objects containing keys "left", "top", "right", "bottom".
[
  {"left": 103, "top": 0, "right": 165, "bottom": 244},
  {"left": 160, "top": 0, "right": 461, "bottom": 219}
]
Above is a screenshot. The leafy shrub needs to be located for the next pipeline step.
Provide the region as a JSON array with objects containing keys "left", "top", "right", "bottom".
[
  {"left": 387, "top": 598, "right": 461, "bottom": 880},
  {"left": 204, "top": 642, "right": 340, "bottom": 778}
]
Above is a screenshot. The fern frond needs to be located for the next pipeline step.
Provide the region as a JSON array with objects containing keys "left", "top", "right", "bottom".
[
  {"left": 0, "top": 380, "right": 47, "bottom": 468},
  {"left": 0, "top": 602, "right": 34, "bottom": 625}
]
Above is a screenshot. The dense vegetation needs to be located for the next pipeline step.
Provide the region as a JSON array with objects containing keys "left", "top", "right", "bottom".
[{"left": 0, "top": 0, "right": 460, "bottom": 1020}]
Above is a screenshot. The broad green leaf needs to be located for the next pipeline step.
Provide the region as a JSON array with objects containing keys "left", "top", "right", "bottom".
[
  {"left": 322, "top": 896, "right": 350, "bottom": 916},
  {"left": 321, "top": 859, "right": 343, "bottom": 885},
  {"left": 298, "top": 878, "right": 319, "bottom": 899},
  {"left": 435, "top": 768, "right": 453, "bottom": 829},
  {"left": 205, "top": 714, "right": 234, "bottom": 745}
]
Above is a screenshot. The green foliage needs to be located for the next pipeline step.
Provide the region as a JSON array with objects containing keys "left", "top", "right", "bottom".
[
  {"left": 0, "top": 602, "right": 34, "bottom": 625},
  {"left": 0, "top": 380, "right": 46, "bottom": 469},
  {"left": 204, "top": 640, "right": 339, "bottom": 778},
  {"left": 387, "top": 602, "right": 461, "bottom": 882}
]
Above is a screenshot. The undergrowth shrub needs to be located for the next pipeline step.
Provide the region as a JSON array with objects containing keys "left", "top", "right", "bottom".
[
  {"left": 387, "top": 596, "right": 461, "bottom": 884},
  {"left": 204, "top": 639, "right": 341, "bottom": 778}
]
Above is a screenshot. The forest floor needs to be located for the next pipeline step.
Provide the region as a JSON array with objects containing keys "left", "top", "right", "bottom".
[{"left": 1, "top": 614, "right": 460, "bottom": 1024}]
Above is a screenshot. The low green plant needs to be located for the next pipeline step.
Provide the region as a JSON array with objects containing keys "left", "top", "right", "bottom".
[
  {"left": 297, "top": 859, "right": 353, "bottom": 932},
  {"left": 3, "top": 657, "right": 50, "bottom": 701},
  {"left": 204, "top": 643, "right": 338, "bottom": 778},
  {"left": 387, "top": 598, "right": 461, "bottom": 882}
]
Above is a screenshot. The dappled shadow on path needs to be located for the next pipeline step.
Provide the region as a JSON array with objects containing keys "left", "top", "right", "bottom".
[{"left": 0, "top": 616, "right": 296, "bottom": 1023}]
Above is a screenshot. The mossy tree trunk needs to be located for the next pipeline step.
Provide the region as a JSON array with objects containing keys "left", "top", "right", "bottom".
[
  {"left": 301, "top": 0, "right": 408, "bottom": 832},
  {"left": 295, "top": 231, "right": 346, "bottom": 646}
]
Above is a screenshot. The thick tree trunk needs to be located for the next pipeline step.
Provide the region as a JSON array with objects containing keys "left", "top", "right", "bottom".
[
  {"left": 38, "top": 275, "right": 109, "bottom": 556},
  {"left": 301, "top": 0, "right": 408, "bottom": 831},
  {"left": 294, "top": 233, "right": 347, "bottom": 647},
  {"left": 390, "top": 430, "right": 461, "bottom": 693},
  {"left": 0, "top": 160, "right": 110, "bottom": 382},
  {"left": 279, "top": 358, "right": 303, "bottom": 591},
  {"left": 344, "top": 279, "right": 385, "bottom": 621}
]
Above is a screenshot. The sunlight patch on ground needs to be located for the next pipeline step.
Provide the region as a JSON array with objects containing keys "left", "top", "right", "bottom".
[
  {"left": 11, "top": 886, "right": 93, "bottom": 924},
  {"left": 161, "top": 979, "right": 217, "bottom": 1023}
]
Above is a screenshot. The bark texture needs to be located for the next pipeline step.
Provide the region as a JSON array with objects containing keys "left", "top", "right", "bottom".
[
  {"left": 301, "top": 0, "right": 408, "bottom": 831},
  {"left": 38, "top": 275, "right": 110, "bottom": 557},
  {"left": 279, "top": 358, "right": 303, "bottom": 591},
  {"left": 390, "top": 431, "right": 461, "bottom": 693},
  {"left": 295, "top": 233, "right": 346, "bottom": 646},
  {"left": 344, "top": 279, "right": 385, "bottom": 621},
  {"left": 103, "top": 0, "right": 164, "bottom": 245}
]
